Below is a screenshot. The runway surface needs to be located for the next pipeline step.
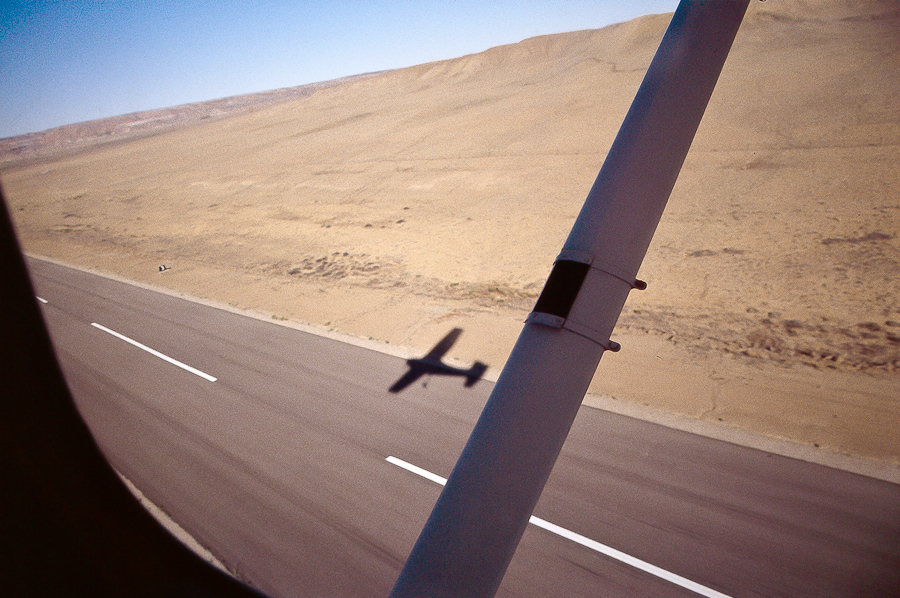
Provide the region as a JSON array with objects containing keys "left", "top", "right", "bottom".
[{"left": 28, "top": 257, "right": 900, "bottom": 597}]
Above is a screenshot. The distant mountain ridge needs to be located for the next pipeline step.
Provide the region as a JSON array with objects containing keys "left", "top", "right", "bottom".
[{"left": 0, "top": 72, "right": 381, "bottom": 164}]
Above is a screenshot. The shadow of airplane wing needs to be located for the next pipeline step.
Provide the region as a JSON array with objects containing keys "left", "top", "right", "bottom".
[
  {"left": 423, "top": 328, "right": 462, "bottom": 360},
  {"left": 389, "top": 367, "right": 424, "bottom": 393}
]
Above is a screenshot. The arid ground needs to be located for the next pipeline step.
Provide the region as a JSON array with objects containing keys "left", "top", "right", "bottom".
[{"left": 3, "top": 1, "right": 899, "bottom": 468}]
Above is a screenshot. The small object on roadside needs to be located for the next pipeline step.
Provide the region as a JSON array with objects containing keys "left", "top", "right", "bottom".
[{"left": 159, "top": 265, "right": 168, "bottom": 272}]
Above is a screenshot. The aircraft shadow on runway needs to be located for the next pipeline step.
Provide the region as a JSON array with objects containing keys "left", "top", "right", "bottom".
[{"left": 389, "top": 328, "right": 488, "bottom": 393}]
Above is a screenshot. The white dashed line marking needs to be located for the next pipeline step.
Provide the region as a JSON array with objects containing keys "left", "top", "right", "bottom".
[
  {"left": 386, "top": 456, "right": 732, "bottom": 598},
  {"left": 91, "top": 322, "right": 217, "bottom": 382}
]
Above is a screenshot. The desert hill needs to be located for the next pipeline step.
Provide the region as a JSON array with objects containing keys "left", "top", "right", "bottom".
[
  {"left": 2, "top": 0, "right": 899, "bottom": 466},
  {"left": 0, "top": 73, "right": 382, "bottom": 163}
]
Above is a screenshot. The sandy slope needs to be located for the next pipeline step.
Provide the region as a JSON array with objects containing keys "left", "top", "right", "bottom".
[{"left": 2, "top": 1, "right": 898, "bottom": 466}]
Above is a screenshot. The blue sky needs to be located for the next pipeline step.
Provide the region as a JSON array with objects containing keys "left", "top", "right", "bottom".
[{"left": 1, "top": 1, "right": 678, "bottom": 139}]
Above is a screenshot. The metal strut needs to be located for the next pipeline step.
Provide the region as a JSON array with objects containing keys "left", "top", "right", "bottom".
[{"left": 390, "top": 2, "right": 751, "bottom": 597}]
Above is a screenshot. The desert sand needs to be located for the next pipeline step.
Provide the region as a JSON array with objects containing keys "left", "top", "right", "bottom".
[{"left": 2, "top": 2, "right": 898, "bottom": 471}]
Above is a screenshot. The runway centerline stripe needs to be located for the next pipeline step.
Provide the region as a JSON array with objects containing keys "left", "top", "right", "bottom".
[
  {"left": 386, "top": 456, "right": 449, "bottom": 485},
  {"left": 385, "top": 456, "right": 733, "bottom": 598},
  {"left": 91, "top": 322, "right": 217, "bottom": 382}
]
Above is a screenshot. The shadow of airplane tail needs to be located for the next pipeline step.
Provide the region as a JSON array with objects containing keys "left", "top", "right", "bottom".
[{"left": 464, "top": 362, "right": 488, "bottom": 387}]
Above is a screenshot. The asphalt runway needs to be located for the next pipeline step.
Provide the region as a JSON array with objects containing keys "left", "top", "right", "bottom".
[{"left": 27, "top": 257, "right": 900, "bottom": 597}]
